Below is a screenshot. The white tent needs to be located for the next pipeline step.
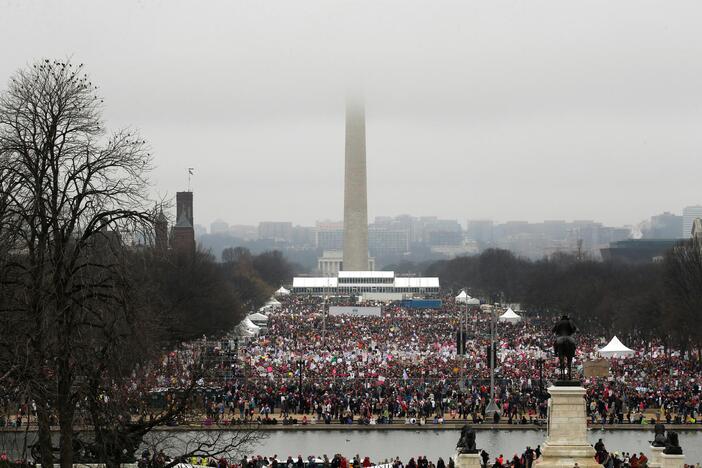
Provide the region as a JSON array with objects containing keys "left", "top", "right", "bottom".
[
  {"left": 264, "top": 297, "right": 282, "bottom": 309},
  {"left": 242, "top": 317, "right": 260, "bottom": 331},
  {"left": 274, "top": 286, "right": 290, "bottom": 296},
  {"left": 237, "top": 327, "right": 258, "bottom": 338},
  {"left": 498, "top": 307, "right": 522, "bottom": 323},
  {"left": 247, "top": 312, "right": 269, "bottom": 322},
  {"left": 598, "top": 336, "right": 635, "bottom": 358},
  {"left": 236, "top": 317, "right": 261, "bottom": 338},
  {"left": 455, "top": 290, "right": 469, "bottom": 304}
]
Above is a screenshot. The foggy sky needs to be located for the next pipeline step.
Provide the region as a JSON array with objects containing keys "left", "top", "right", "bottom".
[{"left": 1, "top": 0, "right": 701, "bottom": 228}]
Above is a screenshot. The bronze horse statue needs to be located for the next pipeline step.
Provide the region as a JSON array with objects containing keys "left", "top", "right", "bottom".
[{"left": 552, "top": 315, "right": 577, "bottom": 380}]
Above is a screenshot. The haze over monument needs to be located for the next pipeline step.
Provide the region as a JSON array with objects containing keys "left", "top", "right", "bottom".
[{"left": 2, "top": 1, "right": 701, "bottom": 228}]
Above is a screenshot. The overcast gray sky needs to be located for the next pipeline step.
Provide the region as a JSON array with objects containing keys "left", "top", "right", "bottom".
[{"left": 1, "top": 0, "right": 701, "bottom": 228}]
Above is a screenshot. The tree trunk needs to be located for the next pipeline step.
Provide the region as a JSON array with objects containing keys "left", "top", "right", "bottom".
[
  {"left": 36, "top": 402, "right": 54, "bottom": 468},
  {"left": 59, "top": 405, "right": 74, "bottom": 468},
  {"left": 58, "top": 364, "right": 75, "bottom": 468},
  {"left": 105, "top": 452, "right": 121, "bottom": 468}
]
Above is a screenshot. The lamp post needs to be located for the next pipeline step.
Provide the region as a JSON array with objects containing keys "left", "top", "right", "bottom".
[
  {"left": 460, "top": 294, "right": 480, "bottom": 391},
  {"left": 298, "top": 358, "right": 304, "bottom": 414},
  {"left": 485, "top": 303, "right": 500, "bottom": 418},
  {"left": 536, "top": 349, "right": 546, "bottom": 401},
  {"left": 322, "top": 291, "right": 328, "bottom": 345},
  {"left": 459, "top": 288, "right": 467, "bottom": 390}
]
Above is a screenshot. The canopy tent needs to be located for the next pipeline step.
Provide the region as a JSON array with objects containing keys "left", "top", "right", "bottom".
[
  {"left": 264, "top": 297, "right": 282, "bottom": 309},
  {"left": 498, "top": 307, "right": 522, "bottom": 324},
  {"left": 274, "top": 286, "right": 290, "bottom": 296},
  {"left": 598, "top": 336, "right": 635, "bottom": 358},
  {"left": 236, "top": 317, "right": 261, "bottom": 338},
  {"left": 247, "top": 312, "right": 269, "bottom": 322},
  {"left": 455, "top": 290, "right": 469, "bottom": 303},
  {"left": 237, "top": 328, "right": 257, "bottom": 338},
  {"left": 241, "top": 317, "right": 260, "bottom": 331}
]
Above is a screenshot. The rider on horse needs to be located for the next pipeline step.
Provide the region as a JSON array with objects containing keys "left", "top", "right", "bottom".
[{"left": 552, "top": 315, "right": 577, "bottom": 380}]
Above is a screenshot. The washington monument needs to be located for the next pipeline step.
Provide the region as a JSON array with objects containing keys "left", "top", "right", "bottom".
[{"left": 342, "top": 97, "right": 369, "bottom": 271}]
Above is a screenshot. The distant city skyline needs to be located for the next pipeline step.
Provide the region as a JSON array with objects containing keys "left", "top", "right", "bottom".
[{"left": 198, "top": 208, "right": 698, "bottom": 233}]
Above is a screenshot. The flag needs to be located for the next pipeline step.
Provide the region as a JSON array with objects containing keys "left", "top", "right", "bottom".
[{"left": 188, "top": 167, "right": 194, "bottom": 175}]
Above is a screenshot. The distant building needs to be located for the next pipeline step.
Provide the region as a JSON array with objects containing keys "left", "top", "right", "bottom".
[
  {"left": 683, "top": 206, "right": 702, "bottom": 238},
  {"left": 315, "top": 220, "right": 344, "bottom": 251},
  {"left": 317, "top": 250, "right": 374, "bottom": 276},
  {"left": 600, "top": 239, "right": 678, "bottom": 263},
  {"left": 568, "top": 220, "right": 602, "bottom": 252},
  {"left": 291, "top": 225, "right": 316, "bottom": 247},
  {"left": 210, "top": 219, "right": 229, "bottom": 234},
  {"left": 172, "top": 191, "right": 195, "bottom": 253},
  {"left": 368, "top": 226, "right": 410, "bottom": 257},
  {"left": 466, "top": 220, "right": 494, "bottom": 245},
  {"left": 502, "top": 221, "right": 531, "bottom": 238},
  {"left": 542, "top": 220, "right": 568, "bottom": 241},
  {"left": 258, "top": 221, "right": 293, "bottom": 241},
  {"left": 427, "top": 229, "right": 462, "bottom": 246},
  {"left": 228, "top": 224, "right": 258, "bottom": 240},
  {"left": 423, "top": 219, "right": 462, "bottom": 246},
  {"left": 648, "top": 212, "right": 683, "bottom": 239},
  {"left": 292, "top": 270, "right": 439, "bottom": 300},
  {"left": 430, "top": 243, "right": 479, "bottom": 257}
]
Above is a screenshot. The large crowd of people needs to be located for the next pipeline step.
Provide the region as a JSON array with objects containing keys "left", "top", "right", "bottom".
[
  {"left": 205, "top": 294, "right": 701, "bottom": 427},
  {"left": 134, "top": 442, "right": 702, "bottom": 468},
  {"left": 2, "top": 292, "right": 702, "bottom": 466},
  {"left": 2, "top": 293, "right": 700, "bottom": 430}
]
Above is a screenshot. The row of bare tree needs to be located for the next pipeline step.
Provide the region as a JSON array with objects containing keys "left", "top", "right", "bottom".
[
  {"left": 427, "top": 244, "right": 702, "bottom": 357},
  {"left": 0, "top": 60, "right": 267, "bottom": 467}
]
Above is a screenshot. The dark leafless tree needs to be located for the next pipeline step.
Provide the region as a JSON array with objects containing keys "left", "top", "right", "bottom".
[
  {"left": 0, "top": 59, "right": 260, "bottom": 468},
  {"left": 0, "top": 59, "right": 154, "bottom": 468},
  {"left": 662, "top": 238, "right": 702, "bottom": 357}
]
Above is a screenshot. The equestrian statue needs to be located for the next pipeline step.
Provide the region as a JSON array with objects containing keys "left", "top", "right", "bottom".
[
  {"left": 456, "top": 425, "right": 478, "bottom": 454},
  {"left": 552, "top": 315, "right": 577, "bottom": 381}
]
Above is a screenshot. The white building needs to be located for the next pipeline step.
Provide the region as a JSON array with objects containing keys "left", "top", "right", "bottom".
[
  {"left": 292, "top": 270, "right": 439, "bottom": 301},
  {"left": 317, "top": 250, "right": 375, "bottom": 276},
  {"left": 683, "top": 205, "right": 702, "bottom": 238}
]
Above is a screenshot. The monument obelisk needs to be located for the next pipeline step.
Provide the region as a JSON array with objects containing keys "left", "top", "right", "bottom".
[{"left": 342, "top": 97, "right": 369, "bottom": 271}]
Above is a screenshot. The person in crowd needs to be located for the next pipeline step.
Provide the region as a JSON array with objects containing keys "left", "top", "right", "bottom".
[{"left": 480, "top": 450, "right": 489, "bottom": 468}]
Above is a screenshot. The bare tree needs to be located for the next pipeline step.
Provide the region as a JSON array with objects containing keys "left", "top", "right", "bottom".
[
  {"left": 0, "top": 59, "right": 154, "bottom": 468},
  {"left": 0, "top": 59, "right": 262, "bottom": 468},
  {"left": 141, "top": 429, "right": 265, "bottom": 468},
  {"left": 662, "top": 238, "right": 702, "bottom": 357}
]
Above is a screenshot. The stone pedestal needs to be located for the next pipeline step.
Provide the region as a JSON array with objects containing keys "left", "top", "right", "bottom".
[
  {"left": 537, "top": 385, "right": 599, "bottom": 468},
  {"left": 649, "top": 446, "right": 665, "bottom": 468},
  {"left": 454, "top": 453, "right": 481, "bottom": 468},
  {"left": 660, "top": 453, "right": 685, "bottom": 468}
]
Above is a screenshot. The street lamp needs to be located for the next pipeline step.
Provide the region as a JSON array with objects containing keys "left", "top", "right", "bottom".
[
  {"left": 458, "top": 288, "right": 467, "bottom": 390},
  {"left": 459, "top": 294, "right": 480, "bottom": 390},
  {"left": 485, "top": 304, "right": 500, "bottom": 418},
  {"left": 297, "top": 358, "right": 304, "bottom": 414},
  {"left": 321, "top": 293, "right": 328, "bottom": 345},
  {"left": 535, "top": 349, "right": 546, "bottom": 401}
]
